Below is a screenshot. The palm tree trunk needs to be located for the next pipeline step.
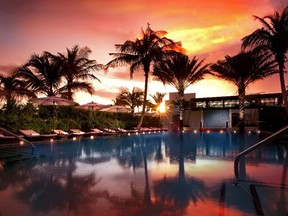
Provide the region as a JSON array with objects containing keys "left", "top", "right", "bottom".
[
  {"left": 67, "top": 80, "right": 73, "bottom": 100},
  {"left": 179, "top": 91, "right": 184, "bottom": 132},
  {"left": 137, "top": 71, "right": 149, "bottom": 130},
  {"left": 142, "top": 140, "right": 151, "bottom": 205},
  {"left": 278, "top": 63, "right": 288, "bottom": 115},
  {"left": 238, "top": 84, "right": 245, "bottom": 133},
  {"left": 179, "top": 133, "right": 184, "bottom": 178}
]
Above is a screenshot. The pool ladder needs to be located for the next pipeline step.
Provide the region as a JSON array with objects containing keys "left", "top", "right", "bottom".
[{"left": 234, "top": 124, "right": 288, "bottom": 179}]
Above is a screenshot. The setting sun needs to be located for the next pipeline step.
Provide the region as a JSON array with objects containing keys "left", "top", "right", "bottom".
[{"left": 158, "top": 101, "right": 166, "bottom": 113}]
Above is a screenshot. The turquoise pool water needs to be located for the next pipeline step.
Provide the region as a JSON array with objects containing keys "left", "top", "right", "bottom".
[{"left": 0, "top": 132, "right": 287, "bottom": 216}]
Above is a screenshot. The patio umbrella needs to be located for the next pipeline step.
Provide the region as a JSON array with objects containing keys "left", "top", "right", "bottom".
[
  {"left": 29, "top": 96, "right": 77, "bottom": 130},
  {"left": 29, "top": 96, "right": 77, "bottom": 106},
  {"left": 76, "top": 101, "right": 107, "bottom": 128},
  {"left": 100, "top": 105, "right": 132, "bottom": 113},
  {"left": 76, "top": 101, "right": 104, "bottom": 110}
]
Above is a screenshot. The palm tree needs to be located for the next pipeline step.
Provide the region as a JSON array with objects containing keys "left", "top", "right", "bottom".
[
  {"left": 210, "top": 47, "right": 277, "bottom": 132},
  {"left": 114, "top": 87, "right": 144, "bottom": 112},
  {"left": 149, "top": 92, "right": 166, "bottom": 112},
  {"left": 16, "top": 52, "right": 64, "bottom": 96},
  {"left": 106, "top": 24, "right": 177, "bottom": 129},
  {"left": 58, "top": 45, "right": 101, "bottom": 101},
  {"left": 0, "top": 72, "right": 35, "bottom": 105},
  {"left": 153, "top": 51, "right": 210, "bottom": 132},
  {"left": 242, "top": 5, "right": 288, "bottom": 113}
]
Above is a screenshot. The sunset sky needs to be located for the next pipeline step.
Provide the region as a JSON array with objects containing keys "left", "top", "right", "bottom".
[{"left": 0, "top": 0, "right": 287, "bottom": 105}]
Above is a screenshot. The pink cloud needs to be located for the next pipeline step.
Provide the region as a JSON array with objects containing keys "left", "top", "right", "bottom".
[
  {"left": 105, "top": 69, "right": 146, "bottom": 82},
  {"left": 0, "top": 64, "right": 18, "bottom": 75},
  {"left": 95, "top": 89, "right": 118, "bottom": 99},
  {"left": 0, "top": 0, "right": 283, "bottom": 104}
]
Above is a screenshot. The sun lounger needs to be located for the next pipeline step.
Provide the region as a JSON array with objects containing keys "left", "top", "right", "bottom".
[
  {"left": 103, "top": 128, "right": 120, "bottom": 136},
  {"left": 116, "top": 128, "right": 137, "bottom": 135},
  {"left": 69, "top": 129, "right": 85, "bottom": 135},
  {"left": 52, "top": 129, "right": 70, "bottom": 140},
  {"left": 19, "top": 130, "right": 56, "bottom": 142},
  {"left": 91, "top": 128, "right": 104, "bottom": 134},
  {"left": 89, "top": 128, "right": 108, "bottom": 136},
  {"left": 0, "top": 133, "right": 21, "bottom": 144},
  {"left": 81, "top": 128, "right": 108, "bottom": 137},
  {"left": 69, "top": 129, "right": 85, "bottom": 138},
  {"left": 53, "top": 129, "right": 69, "bottom": 135},
  {"left": 117, "top": 128, "right": 128, "bottom": 132}
]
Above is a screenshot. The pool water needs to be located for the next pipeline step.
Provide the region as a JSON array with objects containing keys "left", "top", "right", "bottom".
[{"left": 0, "top": 132, "right": 287, "bottom": 216}]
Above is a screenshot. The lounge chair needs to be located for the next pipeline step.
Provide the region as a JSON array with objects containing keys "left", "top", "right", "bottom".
[
  {"left": 103, "top": 128, "right": 120, "bottom": 136},
  {"left": 0, "top": 133, "right": 20, "bottom": 144},
  {"left": 19, "top": 129, "right": 56, "bottom": 142},
  {"left": 91, "top": 128, "right": 103, "bottom": 134},
  {"left": 69, "top": 129, "right": 85, "bottom": 138},
  {"left": 69, "top": 129, "right": 85, "bottom": 134},
  {"left": 52, "top": 129, "right": 69, "bottom": 140},
  {"left": 89, "top": 128, "right": 107, "bottom": 136},
  {"left": 116, "top": 128, "right": 137, "bottom": 135}
]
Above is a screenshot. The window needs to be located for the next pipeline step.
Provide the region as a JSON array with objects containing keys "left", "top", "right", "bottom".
[
  {"left": 224, "top": 100, "right": 238, "bottom": 108},
  {"left": 261, "top": 98, "right": 276, "bottom": 106},
  {"left": 208, "top": 100, "right": 223, "bottom": 108},
  {"left": 196, "top": 101, "right": 206, "bottom": 108}
]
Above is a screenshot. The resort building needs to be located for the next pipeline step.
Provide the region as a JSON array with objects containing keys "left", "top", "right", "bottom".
[{"left": 163, "top": 92, "right": 285, "bottom": 132}]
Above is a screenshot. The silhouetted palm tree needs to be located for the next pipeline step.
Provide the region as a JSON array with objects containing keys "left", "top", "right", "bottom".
[
  {"left": 153, "top": 51, "right": 210, "bottom": 132},
  {"left": 114, "top": 87, "right": 144, "bottom": 112},
  {"left": 58, "top": 45, "right": 101, "bottom": 101},
  {"left": 0, "top": 72, "right": 35, "bottom": 104},
  {"left": 149, "top": 92, "right": 166, "bottom": 112},
  {"left": 16, "top": 52, "right": 64, "bottom": 96},
  {"left": 210, "top": 47, "right": 277, "bottom": 132},
  {"left": 106, "top": 24, "right": 177, "bottom": 129},
  {"left": 242, "top": 5, "right": 288, "bottom": 113}
]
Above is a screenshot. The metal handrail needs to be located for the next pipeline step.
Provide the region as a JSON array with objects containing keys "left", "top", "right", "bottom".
[
  {"left": 234, "top": 125, "right": 288, "bottom": 179},
  {"left": 0, "top": 127, "right": 35, "bottom": 154}
]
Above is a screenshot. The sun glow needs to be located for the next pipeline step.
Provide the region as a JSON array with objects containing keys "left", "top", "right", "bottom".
[{"left": 158, "top": 101, "right": 166, "bottom": 113}]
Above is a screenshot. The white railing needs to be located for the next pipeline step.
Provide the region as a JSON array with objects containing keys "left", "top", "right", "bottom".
[{"left": 234, "top": 125, "right": 288, "bottom": 179}]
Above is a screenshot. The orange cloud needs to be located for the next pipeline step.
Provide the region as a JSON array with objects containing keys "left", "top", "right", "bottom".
[{"left": 0, "top": 0, "right": 281, "bottom": 104}]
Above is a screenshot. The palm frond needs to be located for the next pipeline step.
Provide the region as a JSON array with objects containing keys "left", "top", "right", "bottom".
[
  {"left": 153, "top": 52, "right": 209, "bottom": 93},
  {"left": 211, "top": 48, "right": 277, "bottom": 89}
]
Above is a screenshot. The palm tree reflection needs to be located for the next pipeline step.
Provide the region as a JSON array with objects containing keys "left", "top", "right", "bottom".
[
  {"left": 13, "top": 156, "right": 107, "bottom": 215},
  {"left": 106, "top": 135, "right": 179, "bottom": 215},
  {"left": 116, "top": 140, "right": 144, "bottom": 172},
  {"left": 153, "top": 133, "right": 207, "bottom": 211},
  {"left": 106, "top": 183, "right": 176, "bottom": 216}
]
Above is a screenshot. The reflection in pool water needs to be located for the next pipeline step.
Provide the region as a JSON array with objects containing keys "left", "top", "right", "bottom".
[{"left": 0, "top": 132, "right": 287, "bottom": 216}]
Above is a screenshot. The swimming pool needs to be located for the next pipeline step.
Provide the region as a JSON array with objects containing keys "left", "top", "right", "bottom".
[{"left": 0, "top": 132, "right": 287, "bottom": 216}]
